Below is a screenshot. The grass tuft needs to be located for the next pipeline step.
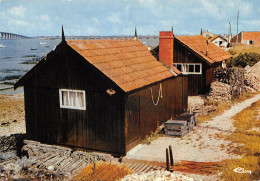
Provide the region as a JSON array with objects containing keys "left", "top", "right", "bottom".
[{"left": 141, "top": 125, "right": 163, "bottom": 145}]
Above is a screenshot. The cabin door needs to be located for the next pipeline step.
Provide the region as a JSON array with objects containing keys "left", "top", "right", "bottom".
[{"left": 126, "top": 95, "right": 140, "bottom": 144}]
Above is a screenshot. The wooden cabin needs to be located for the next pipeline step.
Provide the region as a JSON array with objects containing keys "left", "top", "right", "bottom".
[
  {"left": 15, "top": 33, "right": 188, "bottom": 155},
  {"left": 153, "top": 31, "right": 231, "bottom": 96}
]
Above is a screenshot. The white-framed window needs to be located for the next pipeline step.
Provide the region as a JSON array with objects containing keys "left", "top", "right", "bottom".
[
  {"left": 59, "top": 89, "right": 86, "bottom": 110},
  {"left": 173, "top": 63, "right": 202, "bottom": 75}
]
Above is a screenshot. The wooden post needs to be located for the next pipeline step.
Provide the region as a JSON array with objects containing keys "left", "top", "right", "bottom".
[
  {"left": 169, "top": 145, "right": 174, "bottom": 167},
  {"left": 166, "top": 148, "right": 170, "bottom": 171}
]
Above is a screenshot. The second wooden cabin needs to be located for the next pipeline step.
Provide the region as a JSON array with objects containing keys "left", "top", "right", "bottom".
[{"left": 153, "top": 31, "right": 231, "bottom": 96}]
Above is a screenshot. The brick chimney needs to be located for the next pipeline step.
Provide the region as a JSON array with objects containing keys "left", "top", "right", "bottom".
[{"left": 159, "top": 31, "right": 174, "bottom": 67}]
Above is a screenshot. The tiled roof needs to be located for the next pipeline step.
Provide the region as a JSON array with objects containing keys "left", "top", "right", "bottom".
[
  {"left": 175, "top": 35, "right": 231, "bottom": 64},
  {"left": 209, "top": 35, "right": 227, "bottom": 42},
  {"left": 208, "top": 35, "right": 218, "bottom": 41},
  {"left": 67, "top": 39, "right": 178, "bottom": 92},
  {"left": 242, "top": 31, "right": 260, "bottom": 41}
]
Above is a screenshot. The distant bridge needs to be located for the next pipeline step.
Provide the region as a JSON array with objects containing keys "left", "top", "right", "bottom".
[{"left": 0, "top": 32, "right": 29, "bottom": 39}]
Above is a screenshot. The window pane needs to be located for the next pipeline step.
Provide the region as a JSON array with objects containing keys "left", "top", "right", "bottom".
[
  {"left": 62, "top": 91, "right": 68, "bottom": 106},
  {"left": 177, "top": 64, "right": 182, "bottom": 71},
  {"left": 195, "top": 65, "right": 200, "bottom": 73},
  {"left": 189, "top": 65, "right": 194, "bottom": 72},
  {"left": 76, "top": 92, "right": 84, "bottom": 108},
  {"left": 181, "top": 64, "right": 186, "bottom": 72},
  {"left": 185, "top": 64, "right": 188, "bottom": 72},
  {"left": 69, "top": 92, "right": 76, "bottom": 107}
]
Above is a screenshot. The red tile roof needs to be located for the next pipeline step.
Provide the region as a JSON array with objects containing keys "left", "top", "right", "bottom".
[
  {"left": 242, "top": 32, "right": 260, "bottom": 41},
  {"left": 68, "top": 39, "right": 179, "bottom": 92},
  {"left": 175, "top": 35, "right": 231, "bottom": 64}
]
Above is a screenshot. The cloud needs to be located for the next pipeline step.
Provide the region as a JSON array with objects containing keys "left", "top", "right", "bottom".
[
  {"left": 92, "top": 17, "right": 99, "bottom": 23},
  {"left": 137, "top": 0, "right": 155, "bottom": 5},
  {"left": 8, "top": 5, "right": 26, "bottom": 17},
  {"left": 241, "top": 19, "right": 260, "bottom": 26},
  {"left": 9, "top": 19, "right": 30, "bottom": 27},
  {"left": 40, "top": 15, "right": 50, "bottom": 22},
  {"left": 107, "top": 13, "right": 122, "bottom": 23},
  {"left": 67, "top": 25, "right": 100, "bottom": 36}
]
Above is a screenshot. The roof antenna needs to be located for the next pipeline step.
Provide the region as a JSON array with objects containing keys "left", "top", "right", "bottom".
[
  {"left": 200, "top": 28, "right": 203, "bottom": 35},
  {"left": 134, "top": 27, "right": 137, "bottom": 39},
  {"left": 171, "top": 26, "right": 173, "bottom": 33},
  {"left": 62, "top": 24, "right": 65, "bottom": 42},
  {"left": 206, "top": 39, "right": 209, "bottom": 56}
]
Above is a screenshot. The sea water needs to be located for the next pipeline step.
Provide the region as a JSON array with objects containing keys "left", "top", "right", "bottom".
[{"left": 0, "top": 38, "right": 61, "bottom": 82}]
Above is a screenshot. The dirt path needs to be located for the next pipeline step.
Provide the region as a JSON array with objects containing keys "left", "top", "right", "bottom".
[
  {"left": 125, "top": 93, "right": 260, "bottom": 164},
  {"left": 200, "top": 94, "right": 260, "bottom": 131}
]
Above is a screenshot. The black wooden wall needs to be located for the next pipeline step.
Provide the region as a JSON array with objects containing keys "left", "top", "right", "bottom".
[
  {"left": 125, "top": 75, "right": 188, "bottom": 152},
  {"left": 23, "top": 43, "right": 125, "bottom": 155}
]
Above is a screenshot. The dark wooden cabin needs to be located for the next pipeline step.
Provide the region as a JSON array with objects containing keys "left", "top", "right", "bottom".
[
  {"left": 15, "top": 34, "right": 188, "bottom": 155},
  {"left": 153, "top": 31, "right": 231, "bottom": 96}
]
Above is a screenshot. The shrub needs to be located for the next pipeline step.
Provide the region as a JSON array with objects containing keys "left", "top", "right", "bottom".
[{"left": 226, "top": 52, "right": 260, "bottom": 68}]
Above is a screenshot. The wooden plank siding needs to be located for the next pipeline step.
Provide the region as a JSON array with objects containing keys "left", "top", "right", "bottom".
[
  {"left": 23, "top": 44, "right": 126, "bottom": 155},
  {"left": 174, "top": 39, "right": 221, "bottom": 95},
  {"left": 125, "top": 76, "right": 188, "bottom": 152}
]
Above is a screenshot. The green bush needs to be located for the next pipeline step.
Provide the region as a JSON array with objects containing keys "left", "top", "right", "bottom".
[{"left": 226, "top": 52, "right": 260, "bottom": 68}]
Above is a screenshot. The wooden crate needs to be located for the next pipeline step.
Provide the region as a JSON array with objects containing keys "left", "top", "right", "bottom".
[
  {"left": 164, "top": 120, "right": 188, "bottom": 131},
  {"left": 164, "top": 112, "right": 198, "bottom": 137},
  {"left": 164, "top": 120, "right": 190, "bottom": 136}
]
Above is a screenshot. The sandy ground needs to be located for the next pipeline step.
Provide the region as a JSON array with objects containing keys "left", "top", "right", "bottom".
[
  {"left": 0, "top": 94, "right": 26, "bottom": 136},
  {"left": 125, "top": 94, "right": 260, "bottom": 163}
]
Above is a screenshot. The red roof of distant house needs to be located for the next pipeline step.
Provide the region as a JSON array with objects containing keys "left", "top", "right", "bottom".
[
  {"left": 242, "top": 31, "right": 260, "bottom": 41},
  {"left": 242, "top": 32, "right": 260, "bottom": 46},
  {"left": 68, "top": 38, "right": 179, "bottom": 92},
  {"left": 175, "top": 35, "right": 231, "bottom": 64}
]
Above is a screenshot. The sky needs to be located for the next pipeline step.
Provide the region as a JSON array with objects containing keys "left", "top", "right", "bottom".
[{"left": 0, "top": 0, "right": 259, "bottom": 37}]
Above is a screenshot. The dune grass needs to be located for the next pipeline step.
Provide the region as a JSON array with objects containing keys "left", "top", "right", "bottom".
[
  {"left": 220, "top": 100, "right": 260, "bottom": 181},
  {"left": 229, "top": 45, "right": 260, "bottom": 57}
]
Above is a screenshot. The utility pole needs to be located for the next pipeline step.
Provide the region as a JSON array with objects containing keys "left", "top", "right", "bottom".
[
  {"left": 228, "top": 22, "right": 232, "bottom": 44},
  {"left": 237, "top": 10, "right": 239, "bottom": 43}
]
